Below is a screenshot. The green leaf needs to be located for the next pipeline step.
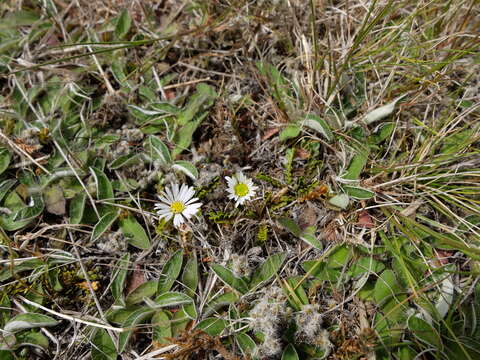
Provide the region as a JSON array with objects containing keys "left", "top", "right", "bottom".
[
  {"left": 177, "top": 83, "right": 217, "bottom": 126},
  {"left": 302, "top": 260, "right": 326, "bottom": 278},
  {"left": 182, "top": 256, "right": 198, "bottom": 297},
  {"left": 23, "top": 284, "right": 46, "bottom": 314},
  {"left": 172, "top": 113, "right": 208, "bottom": 158},
  {"left": 91, "top": 328, "right": 117, "bottom": 360},
  {"left": 47, "top": 268, "right": 63, "bottom": 292},
  {"left": 256, "top": 62, "right": 293, "bottom": 112},
  {"left": 126, "top": 280, "right": 158, "bottom": 305},
  {"left": 144, "top": 135, "right": 172, "bottom": 165},
  {"left": 91, "top": 211, "right": 119, "bottom": 242},
  {"left": 153, "top": 292, "right": 194, "bottom": 308},
  {"left": 300, "top": 232, "right": 323, "bottom": 250},
  {"left": 407, "top": 315, "right": 442, "bottom": 348},
  {"left": 328, "top": 193, "right": 350, "bottom": 209},
  {"left": 182, "top": 303, "right": 197, "bottom": 320},
  {"left": 0, "top": 179, "right": 16, "bottom": 204},
  {"left": 119, "top": 215, "right": 151, "bottom": 250},
  {"left": 69, "top": 192, "right": 86, "bottom": 224},
  {"left": 157, "top": 249, "right": 183, "bottom": 295},
  {"left": 302, "top": 114, "right": 333, "bottom": 141},
  {"left": 343, "top": 186, "right": 375, "bottom": 200},
  {"left": 236, "top": 333, "right": 257, "bottom": 356},
  {"left": 279, "top": 124, "right": 301, "bottom": 141},
  {"left": 348, "top": 257, "right": 385, "bottom": 277},
  {"left": 152, "top": 310, "right": 172, "bottom": 345},
  {"left": 92, "top": 158, "right": 107, "bottom": 171},
  {"left": 204, "top": 292, "right": 239, "bottom": 317},
  {"left": 278, "top": 217, "right": 302, "bottom": 237},
  {"left": 15, "top": 330, "right": 49, "bottom": 349},
  {"left": 195, "top": 318, "right": 228, "bottom": 336},
  {"left": 0, "top": 10, "right": 40, "bottom": 29},
  {"left": 0, "top": 350, "right": 14, "bottom": 359},
  {"left": 150, "top": 102, "right": 181, "bottom": 115},
  {"left": 0, "top": 259, "right": 44, "bottom": 282},
  {"left": 250, "top": 253, "right": 286, "bottom": 289},
  {"left": 14, "top": 195, "right": 44, "bottom": 222},
  {"left": 172, "top": 161, "right": 198, "bottom": 180},
  {"left": 0, "top": 293, "right": 11, "bottom": 328},
  {"left": 90, "top": 167, "right": 114, "bottom": 201},
  {"left": 4, "top": 313, "right": 58, "bottom": 333},
  {"left": 210, "top": 264, "right": 249, "bottom": 294},
  {"left": 282, "top": 277, "right": 309, "bottom": 311},
  {"left": 0, "top": 193, "right": 44, "bottom": 231},
  {"left": 4, "top": 190, "right": 24, "bottom": 212},
  {"left": 0, "top": 148, "right": 11, "bottom": 175},
  {"left": 115, "top": 9, "right": 132, "bottom": 39},
  {"left": 111, "top": 253, "right": 130, "bottom": 305},
  {"left": 341, "top": 152, "right": 369, "bottom": 180},
  {"left": 110, "top": 61, "right": 129, "bottom": 87},
  {"left": 327, "top": 245, "right": 352, "bottom": 268},
  {"left": 374, "top": 270, "right": 402, "bottom": 305},
  {"left": 118, "top": 308, "right": 154, "bottom": 352},
  {"left": 170, "top": 307, "right": 190, "bottom": 337},
  {"left": 282, "top": 344, "right": 299, "bottom": 360},
  {"left": 370, "top": 122, "right": 395, "bottom": 144},
  {"left": 107, "top": 306, "right": 140, "bottom": 325},
  {"left": 109, "top": 153, "right": 140, "bottom": 170},
  {"left": 440, "top": 129, "right": 476, "bottom": 155},
  {"left": 279, "top": 214, "right": 319, "bottom": 249}
]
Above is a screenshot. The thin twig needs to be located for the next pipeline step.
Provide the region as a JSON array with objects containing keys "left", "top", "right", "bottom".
[{"left": 17, "top": 296, "right": 125, "bottom": 332}]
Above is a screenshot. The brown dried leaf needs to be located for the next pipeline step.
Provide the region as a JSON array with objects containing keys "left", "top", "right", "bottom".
[
  {"left": 125, "top": 264, "right": 145, "bottom": 294},
  {"left": 323, "top": 221, "right": 339, "bottom": 242},
  {"left": 298, "top": 204, "right": 318, "bottom": 230},
  {"left": 295, "top": 147, "right": 310, "bottom": 160},
  {"left": 356, "top": 210, "right": 374, "bottom": 228},
  {"left": 262, "top": 127, "right": 279, "bottom": 141},
  {"left": 14, "top": 138, "right": 41, "bottom": 154}
]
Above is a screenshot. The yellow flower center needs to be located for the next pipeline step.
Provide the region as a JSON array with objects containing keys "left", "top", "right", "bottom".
[
  {"left": 170, "top": 201, "right": 185, "bottom": 214},
  {"left": 234, "top": 183, "right": 249, "bottom": 197}
]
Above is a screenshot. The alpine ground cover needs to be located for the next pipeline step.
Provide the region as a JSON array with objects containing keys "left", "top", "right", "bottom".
[{"left": 0, "top": 0, "right": 479, "bottom": 359}]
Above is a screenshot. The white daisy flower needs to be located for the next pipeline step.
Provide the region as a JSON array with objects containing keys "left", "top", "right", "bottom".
[
  {"left": 154, "top": 184, "right": 202, "bottom": 228},
  {"left": 225, "top": 172, "right": 258, "bottom": 207}
]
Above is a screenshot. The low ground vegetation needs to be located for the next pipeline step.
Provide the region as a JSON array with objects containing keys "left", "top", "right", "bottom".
[{"left": 0, "top": 1, "right": 479, "bottom": 359}]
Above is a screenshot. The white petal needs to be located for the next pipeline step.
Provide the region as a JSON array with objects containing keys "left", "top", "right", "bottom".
[
  {"left": 184, "top": 204, "right": 201, "bottom": 216},
  {"left": 156, "top": 208, "right": 172, "bottom": 216},
  {"left": 173, "top": 214, "right": 184, "bottom": 227},
  {"left": 186, "top": 205, "right": 202, "bottom": 214},
  {"left": 177, "top": 184, "right": 188, "bottom": 201},
  {"left": 185, "top": 197, "right": 200, "bottom": 205},
  {"left": 154, "top": 202, "right": 168, "bottom": 209},
  {"left": 184, "top": 186, "right": 195, "bottom": 202},
  {"left": 172, "top": 183, "right": 180, "bottom": 197},
  {"left": 236, "top": 172, "right": 247, "bottom": 183},
  {"left": 157, "top": 195, "right": 171, "bottom": 205},
  {"left": 159, "top": 213, "right": 173, "bottom": 221},
  {"left": 164, "top": 186, "right": 175, "bottom": 202},
  {"left": 182, "top": 212, "right": 194, "bottom": 220}
]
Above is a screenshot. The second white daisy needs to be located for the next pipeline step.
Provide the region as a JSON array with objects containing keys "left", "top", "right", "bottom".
[
  {"left": 154, "top": 183, "right": 202, "bottom": 228},
  {"left": 225, "top": 172, "right": 258, "bottom": 207}
]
